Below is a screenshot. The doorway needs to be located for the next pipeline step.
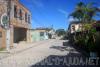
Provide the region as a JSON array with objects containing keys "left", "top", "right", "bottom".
[{"left": 13, "top": 27, "right": 27, "bottom": 43}]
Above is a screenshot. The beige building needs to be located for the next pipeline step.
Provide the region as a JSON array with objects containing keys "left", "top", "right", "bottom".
[
  {"left": 68, "top": 21, "right": 82, "bottom": 34},
  {"left": 0, "top": 0, "right": 31, "bottom": 49}
]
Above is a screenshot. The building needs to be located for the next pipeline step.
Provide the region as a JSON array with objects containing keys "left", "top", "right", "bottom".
[
  {"left": 48, "top": 28, "right": 56, "bottom": 39},
  {"left": 0, "top": 0, "right": 31, "bottom": 49},
  {"left": 29, "top": 28, "right": 49, "bottom": 42},
  {"left": 68, "top": 21, "right": 82, "bottom": 34}
]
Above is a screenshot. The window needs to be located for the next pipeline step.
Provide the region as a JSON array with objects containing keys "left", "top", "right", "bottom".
[
  {"left": 25, "top": 13, "right": 27, "bottom": 22},
  {"left": 72, "top": 25, "right": 75, "bottom": 31},
  {"left": 40, "top": 32, "right": 44, "bottom": 36},
  {"left": 14, "top": 5, "right": 17, "bottom": 18},
  {"left": 19, "top": 9, "right": 22, "bottom": 20},
  {"left": 28, "top": 14, "right": 30, "bottom": 23}
]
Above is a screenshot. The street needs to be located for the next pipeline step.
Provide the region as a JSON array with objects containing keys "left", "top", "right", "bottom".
[
  {"left": 0, "top": 0, "right": 100, "bottom": 67},
  {"left": 0, "top": 39, "right": 98, "bottom": 67}
]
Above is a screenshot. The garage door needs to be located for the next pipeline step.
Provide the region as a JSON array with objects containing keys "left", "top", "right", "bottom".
[{"left": 0, "top": 32, "right": 2, "bottom": 48}]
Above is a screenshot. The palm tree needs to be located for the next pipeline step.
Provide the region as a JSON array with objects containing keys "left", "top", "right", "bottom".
[
  {"left": 69, "top": 2, "right": 100, "bottom": 52},
  {"left": 70, "top": 2, "right": 100, "bottom": 22},
  {"left": 70, "top": 2, "right": 100, "bottom": 31},
  {"left": 70, "top": 2, "right": 84, "bottom": 22}
]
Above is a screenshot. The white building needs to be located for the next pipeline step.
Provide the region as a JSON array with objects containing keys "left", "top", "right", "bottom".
[{"left": 68, "top": 21, "right": 82, "bottom": 34}]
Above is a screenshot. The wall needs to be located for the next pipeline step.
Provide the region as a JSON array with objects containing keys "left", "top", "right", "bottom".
[
  {"left": 10, "top": 0, "right": 31, "bottom": 29},
  {"left": 70, "top": 23, "right": 82, "bottom": 33},
  {"left": 30, "top": 30, "right": 49, "bottom": 42},
  {"left": 0, "top": 0, "right": 31, "bottom": 49},
  {"left": 32, "top": 31, "right": 40, "bottom": 42},
  {"left": 0, "top": 27, "right": 6, "bottom": 48},
  {"left": 0, "top": 1, "right": 7, "bottom": 48}
]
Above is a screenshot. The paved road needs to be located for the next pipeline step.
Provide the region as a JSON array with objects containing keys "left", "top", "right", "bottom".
[{"left": 0, "top": 39, "right": 98, "bottom": 67}]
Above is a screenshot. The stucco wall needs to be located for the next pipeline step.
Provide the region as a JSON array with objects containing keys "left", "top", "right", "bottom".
[
  {"left": 0, "top": 0, "right": 31, "bottom": 49},
  {"left": 30, "top": 30, "right": 49, "bottom": 42},
  {"left": 0, "top": 27, "right": 6, "bottom": 48},
  {"left": 71, "top": 23, "right": 82, "bottom": 33}
]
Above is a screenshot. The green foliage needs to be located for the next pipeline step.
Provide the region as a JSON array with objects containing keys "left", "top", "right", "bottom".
[
  {"left": 83, "top": 23, "right": 92, "bottom": 30},
  {"left": 69, "top": 2, "right": 100, "bottom": 23},
  {"left": 95, "top": 32, "right": 100, "bottom": 50},
  {"left": 0, "top": 48, "right": 5, "bottom": 51},
  {"left": 56, "top": 29, "right": 66, "bottom": 36},
  {"left": 90, "top": 28, "right": 96, "bottom": 33},
  {"left": 69, "top": 2, "right": 100, "bottom": 55},
  {"left": 72, "top": 29, "right": 100, "bottom": 52},
  {"left": 74, "top": 34, "right": 87, "bottom": 49}
]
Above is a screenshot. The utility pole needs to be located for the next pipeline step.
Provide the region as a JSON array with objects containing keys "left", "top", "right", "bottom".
[
  {"left": 7, "top": 0, "right": 11, "bottom": 25},
  {"left": 6, "top": 0, "right": 11, "bottom": 51}
]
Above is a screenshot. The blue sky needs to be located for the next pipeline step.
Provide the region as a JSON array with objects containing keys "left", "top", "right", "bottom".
[{"left": 20, "top": 0, "right": 100, "bottom": 30}]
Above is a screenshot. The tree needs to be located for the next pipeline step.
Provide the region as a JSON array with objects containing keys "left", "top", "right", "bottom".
[
  {"left": 69, "top": 2, "right": 100, "bottom": 34},
  {"left": 56, "top": 29, "right": 66, "bottom": 36},
  {"left": 70, "top": 2, "right": 100, "bottom": 23},
  {"left": 69, "top": 2, "right": 100, "bottom": 53},
  {"left": 70, "top": 2, "right": 85, "bottom": 22}
]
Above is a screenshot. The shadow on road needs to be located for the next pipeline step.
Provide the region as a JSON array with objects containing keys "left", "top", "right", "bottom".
[
  {"left": 50, "top": 41, "right": 89, "bottom": 57},
  {"left": 30, "top": 54, "right": 98, "bottom": 67},
  {"left": 30, "top": 41, "right": 99, "bottom": 67},
  {"left": 50, "top": 41, "right": 75, "bottom": 52}
]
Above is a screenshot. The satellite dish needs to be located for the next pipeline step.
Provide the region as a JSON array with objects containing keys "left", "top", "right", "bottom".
[{"left": 0, "top": 13, "right": 9, "bottom": 28}]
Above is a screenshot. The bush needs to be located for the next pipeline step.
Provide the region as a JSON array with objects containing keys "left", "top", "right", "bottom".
[
  {"left": 95, "top": 32, "right": 100, "bottom": 56},
  {"left": 70, "top": 29, "right": 99, "bottom": 52}
]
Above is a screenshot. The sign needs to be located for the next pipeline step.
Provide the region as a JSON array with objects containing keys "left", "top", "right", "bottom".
[{"left": 0, "top": 13, "right": 9, "bottom": 28}]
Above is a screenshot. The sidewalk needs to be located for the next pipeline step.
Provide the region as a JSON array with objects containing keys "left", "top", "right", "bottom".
[{"left": 0, "top": 40, "right": 51, "bottom": 60}]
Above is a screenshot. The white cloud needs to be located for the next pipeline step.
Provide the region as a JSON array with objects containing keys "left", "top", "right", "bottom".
[
  {"left": 58, "top": 9, "right": 68, "bottom": 17},
  {"left": 31, "top": 0, "right": 44, "bottom": 8},
  {"left": 68, "top": 17, "right": 74, "bottom": 22},
  {"left": 68, "top": 17, "right": 79, "bottom": 22},
  {"left": 25, "top": 0, "right": 44, "bottom": 8}
]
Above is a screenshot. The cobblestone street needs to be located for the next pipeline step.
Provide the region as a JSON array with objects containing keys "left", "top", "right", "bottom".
[{"left": 0, "top": 39, "right": 98, "bottom": 67}]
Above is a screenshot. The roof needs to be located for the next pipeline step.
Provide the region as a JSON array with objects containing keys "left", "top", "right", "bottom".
[
  {"left": 29, "top": 27, "right": 53, "bottom": 31},
  {"left": 70, "top": 21, "right": 80, "bottom": 24},
  {"left": 35, "top": 27, "right": 52, "bottom": 31},
  {"left": 68, "top": 21, "right": 80, "bottom": 30}
]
